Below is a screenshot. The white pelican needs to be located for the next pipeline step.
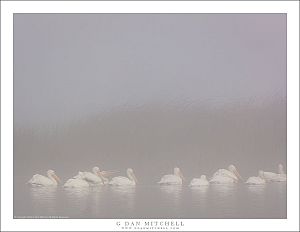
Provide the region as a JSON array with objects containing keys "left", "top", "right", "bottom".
[
  {"left": 246, "top": 171, "right": 266, "bottom": 185},
  {"left": 74, "top": 167, "right": 117, "bottom": 185},
  {"left": 158, "top": 167, "right": 184, "bottom": 185},
  {"left": 64, "top": 172, "right": 89, "bottom": 188},
  {"left": 28, "top": 170, "right": 61, "bottom": 187},
  {"left": 262, "top": 164, "right": 287, "bottom": 182},
  {"left": 99, "top": 169, "right": 119, "bottom": 184},
  {"left": 109, "top": 168, "right": 137, "bottom": 186},
  {"left": 210, "top": 165, "right": 243, "bottom": 184},
  {"left": 189, "top": 175, "right": 209, "bottom": 186}
]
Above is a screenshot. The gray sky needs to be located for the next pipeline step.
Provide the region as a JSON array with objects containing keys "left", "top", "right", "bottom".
[
  {"left": 14, "top": 14, "right": 286, "bottom": 182},
  {"left": 14, "top": 14, "right": 286, "bottom": 127}
]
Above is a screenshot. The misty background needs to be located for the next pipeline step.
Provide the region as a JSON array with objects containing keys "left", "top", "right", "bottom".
[{"left": 14, "top": 14, "right": 286, "bottom": 184}]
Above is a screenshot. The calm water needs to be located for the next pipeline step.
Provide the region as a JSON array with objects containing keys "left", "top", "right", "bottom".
[{"left": 14, "top": 182, "right": 286, "bottom": 219}]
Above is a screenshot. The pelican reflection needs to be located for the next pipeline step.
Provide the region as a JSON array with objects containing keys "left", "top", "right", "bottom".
[
  {"left": 211, "top": 184, "right": 236, "bottom": 197},
  {"left": 30, "top": 186, "right": 57, "bottom": 215},
  {"left": 247, "top": 185, "right": 266, "bottom": 195},
  {"left": 159, "top": 185, "right": 182, "bottom": 207},
  {"left": 64, "top": 187, "right": 90, "bottom": 216},
  {"left": 110, "top": 186, "right": 136, "bottom": 211},
  {"left": 190, "top": 185, "right": 209, "bottom": 212},
  {"left": 89, "top": 186, "right": 107, "bottom": 216},
  {"left": 190, "top": 185, "right": 209, "bottom": 194}
]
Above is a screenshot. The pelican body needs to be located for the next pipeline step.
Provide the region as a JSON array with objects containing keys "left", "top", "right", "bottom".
[
  {"left": 65, "top": 167, "right": 105, "bottom": 187},
  {"left": 158, "top": 167, "right": 184, "bottom": 185},
  {"left": 109, "top": 168, "right": 137, "bottom": 186},
  {"left": 210, "top": 165, "right": 243, "bottom": 184},
  {"left": 78, "top": 167, "right": 105, "bottom": 185},
  {"left": 189, "top": 175, "right": 209, "bottom": 186},
  {"left": 262, "top": 164, "right": 287, "bottom": 182},
  {"left": 28, "top": 170, "right": 61, "bottom": 187},
  {"left": 246, "top": 171, "right": 266, "bottom": 185},
  {"left": 64, "top": 178, "right": 89, "bottom": 188},
  {"left": 64, "top": 172, "right": 89, "bottom": 188}
]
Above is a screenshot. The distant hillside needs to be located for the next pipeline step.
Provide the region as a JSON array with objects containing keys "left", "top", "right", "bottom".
[{"left": 14, "top": 100, "right": 286, "bottom": 183}]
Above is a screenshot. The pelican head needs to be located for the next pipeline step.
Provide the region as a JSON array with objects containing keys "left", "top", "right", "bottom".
[
  {"left": 200, "top": 175, "right": 207, "bottom": 180},
  {"left": 278, "top": 164, "right": 285, "bottom": 174},
  {"left": 258, "top": 170, "right": 265, "bottom": 179},
  {"left": 127, "top": 168, "right": 138, "bottom": 184},
  {"left": 228, "top": 165, "right": 243, "bottom": 181},
  {"left": 92, "top": 166, "right": 105, "bottom": 184},
  {"left": 92, "top": 166, "right": 100, "bottom": 174},
  {"left": 174, "top": 167, "right": 185, "bottom": 181},
  {"left": 47, "top": 170, "right": 61, "bottom": 184}
]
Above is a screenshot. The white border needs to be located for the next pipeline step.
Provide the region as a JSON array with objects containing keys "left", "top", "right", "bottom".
[{"left": 1, "top": 1, "right": 299, "bottom": 231}]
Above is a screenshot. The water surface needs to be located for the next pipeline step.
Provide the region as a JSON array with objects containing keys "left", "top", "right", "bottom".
[{"left": 14, "top": 182, "right": 286, "bottom": 219}]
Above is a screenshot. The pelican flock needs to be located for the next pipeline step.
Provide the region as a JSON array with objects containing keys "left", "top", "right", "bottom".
[
  {"left": 64, "top": 167, "right": 118, "bottom": 188},
  {"left": 28, "top": 164, "right": 286, "bottom": 190},
  {"left": 71, "top": 167, "right": 105, "bottom": 186}
]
